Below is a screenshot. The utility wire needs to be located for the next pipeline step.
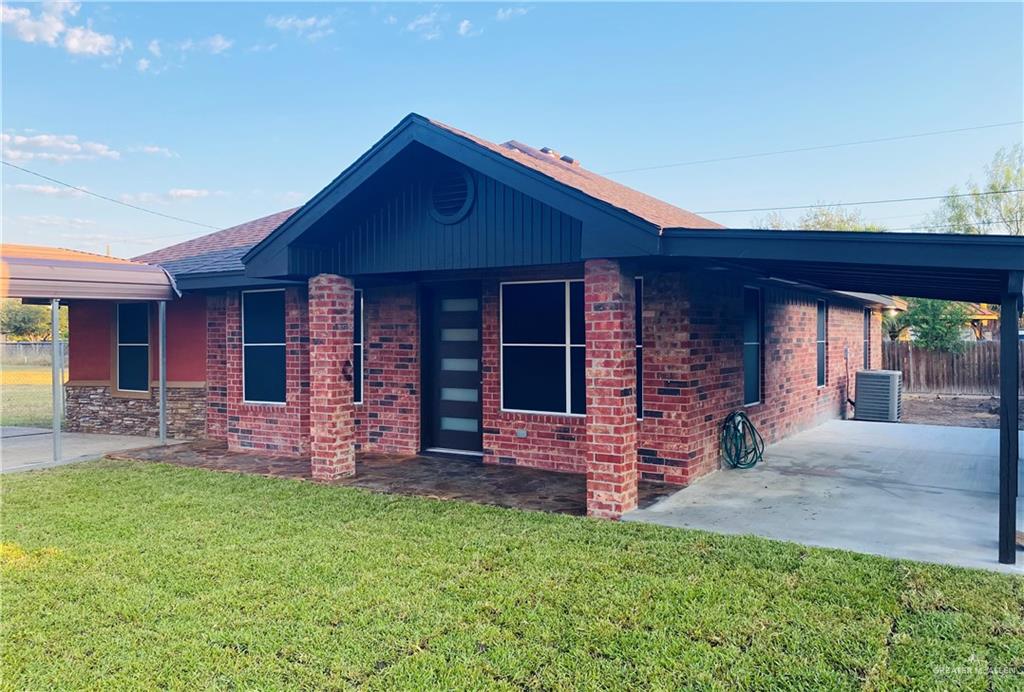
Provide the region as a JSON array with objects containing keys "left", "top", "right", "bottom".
[
  {"left": 695, "top": 188, "right": 1023, "bottom": 215},
  {"left": 2, "top": 160, "right": 219, "bottom": 230},
  {"left": 604, "top": 120, "right": 1024, "bottom": 175}
]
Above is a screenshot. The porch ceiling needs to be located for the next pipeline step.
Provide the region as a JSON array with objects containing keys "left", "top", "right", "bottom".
[{"left": 661, "top": 229, "right": 1024, "bottom": 303}]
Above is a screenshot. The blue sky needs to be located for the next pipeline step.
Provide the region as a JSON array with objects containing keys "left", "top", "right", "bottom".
[{"left": 2, "top": 2, "right": 1021, "bottom": 257}]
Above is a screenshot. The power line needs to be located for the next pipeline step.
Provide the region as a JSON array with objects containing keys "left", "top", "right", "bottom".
[
  {"left": 695, "top": 188, "right": 1023, "bottom": 215},
  {"left": 604, "top": 120, "right": 1024, "bottom": 175},
  {"left": 2, "top": 160, "right": 219, "bottom": 230}
]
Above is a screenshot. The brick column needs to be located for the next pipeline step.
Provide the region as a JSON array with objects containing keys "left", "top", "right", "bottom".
[
  {"left": 584, "top": 259, "right": 638, "bottom": 518},
  {"left": 309, "top": 274, "right": 356, "bottom": 481}
]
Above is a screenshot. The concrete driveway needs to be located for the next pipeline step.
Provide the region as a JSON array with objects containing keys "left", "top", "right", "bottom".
[
  {"left": 626, "top": 420, "right": 1024, "bottom": 573},
  {"left": 1, "top": 427, "right": 158, "bottom": 473}
]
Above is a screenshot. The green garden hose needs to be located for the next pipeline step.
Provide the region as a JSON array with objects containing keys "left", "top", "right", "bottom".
[{"left": 721, "top": 410, "right": 765, "bottom": 469}]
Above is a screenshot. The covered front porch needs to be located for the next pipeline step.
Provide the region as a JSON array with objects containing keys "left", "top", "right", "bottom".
[{"left": 108, "top": 440, "right": 675, "bottom": 516}]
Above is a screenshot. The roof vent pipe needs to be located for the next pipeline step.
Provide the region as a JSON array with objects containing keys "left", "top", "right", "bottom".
[
  {"left": 560, "top": 154, "right": 580, "bottom": 167},
  {"left": 539, "top": 146, "right": 560, "bottom": 158}
]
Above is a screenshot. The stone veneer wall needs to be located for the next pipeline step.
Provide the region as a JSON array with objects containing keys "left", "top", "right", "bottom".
[{"left": 64, "top": 384, "right": 206, "bottom": 438}]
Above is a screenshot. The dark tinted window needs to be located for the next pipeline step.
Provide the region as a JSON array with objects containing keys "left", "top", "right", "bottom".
[
  {"left": 570, "top": 347, "right": 586, "bottom": 415},
  {"left": 569, "top": 281, "right": 584, "bottom": 345},
  {"left": 117, "top": 346, "right": 148, "bottom": 392},
  {"left": 502, "top": 283, "right": 565, "bottom": 344},
  {"left": 243, "top": 290, "right": 286, "bottom": 403},
  {"left": 743, "top": 288, "right": 762, "bottom": 404},
  {"left": 244, "top": 346, "right": 286, "bottom": 403},
  {"left": 243, "top": 290, "right": 285, "bottom": 344},
  {"left": 816, "top": 300, "right": 827, "bottom": 386},
  {"left": 354, "top": 289, "right": 363, "bottom": 403},
  {"left": 502, "top": 346, "right": 566, "bottom": 412},
  {"left": 117, "top": 304, "right": 149, "bottom": 391},
  {"left": 118, "top": 303, "right": 148, "bottom": 344}
]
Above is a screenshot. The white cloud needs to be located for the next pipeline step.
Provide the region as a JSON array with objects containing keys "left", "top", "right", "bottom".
[
  {"left": 147, "top": 38, "right": 160, "bottom": 57},
  {"left": 249, "top": 42, "right": 277, "bottom": 53},
  {"left": 8, "top": 183, "right": 85, "bottom": 198},
  {"left": 1, "top": 131, "right": 120, "bottom": 163},
  {"left": 266, "top": 14, "right": 334, "bottom": 41},
  {"left": 19, "top": 214, "right": 95, "bottom": 229},
  {"left": 1, "top": 2, "right": 126, "bottom": 58},
  {"left": 406, "top": 8, "right": 442, "bottom": 40},
  {"left": 457, "top": 19, "right": 481, "bottom": 37},
  {"left": 167, "top": 188, "right": 209, "bottom": 200},
  {"left": 205, "top": 33, "right": 232, "bottom": 54},
  {"left": 0, "top": 1, "right": 74, "bottom": 45},
  {"left": 496, "top": 7, "right": 529, "bottom": 21},
  {"left": 63, "top": 24, "right": 116, "bottom": 55},
  {"left": 384, "top": 14, "right": 397, "bottom": 25},
  {"left": 139, "top": 145, "right": 177, "bottom": 157},
  {"left": 181, "top": 34, "right": 233, "bottom": 55},
  {"left": 136, "top": 57, "right": 150, "bottom": 72}
]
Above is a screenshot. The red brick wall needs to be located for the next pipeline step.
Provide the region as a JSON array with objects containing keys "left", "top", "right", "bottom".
[
  {"left": 636, "top": 270, "right": 875, "bottom": 485},
  {"left": 223, "top": 287, "right": 310, "bottom": 456},
  {"left": 584, "top": 259, "right": 639, "bottom": 518},
  {"left": 355, "top": 284, "right": 420, "bottom": 454},
  {"left": 206, "top": 294, "right": 228, "bottom": 440},
  {"left": 481, "top": 278, "right": 588, "bottom": 474},
  {"left": 309, "top": 274, "right": 356, "bottom": 480}
]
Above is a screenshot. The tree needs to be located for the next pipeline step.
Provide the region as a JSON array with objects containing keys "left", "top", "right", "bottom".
[
  {"left": 925, "top": 144, "right": 1024, "bottom": 235},
  {"left": 0, "top": 299, "right": 68, "bottom": 341},
  {"left": 904, "top": 298, "right": 970, "bottom": 352},
  {"left": 756, "top": 205, "right": 886, "bottom": 231},
  {"left": 882, "top": 311, "right": 911, "bottom": 342}
]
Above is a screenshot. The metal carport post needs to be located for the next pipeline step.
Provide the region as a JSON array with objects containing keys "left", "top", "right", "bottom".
[{"left": 999, "top": 272, "right": 1022, "bottom": 564}]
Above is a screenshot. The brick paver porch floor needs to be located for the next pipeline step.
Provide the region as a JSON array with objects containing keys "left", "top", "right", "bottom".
[{"left": 109, "top": 440, "right": 674, "bottom": 516}]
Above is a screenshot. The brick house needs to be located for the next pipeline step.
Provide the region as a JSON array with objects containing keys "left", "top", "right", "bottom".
[{"left": 64, "top": 113, "right": 892, "bottom": 518}]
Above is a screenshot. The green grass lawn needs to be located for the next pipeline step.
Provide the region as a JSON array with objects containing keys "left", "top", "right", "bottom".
[
  {"left": 2, "top": 460, "right": 1022, "bottom": 690},
  {"left": 1, "top": 364, "right": 58, "bottom": 427}
]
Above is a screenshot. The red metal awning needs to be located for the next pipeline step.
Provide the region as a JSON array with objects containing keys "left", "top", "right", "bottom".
[{"left": 0, "top": 244, "right": 178, "bottom": 301}]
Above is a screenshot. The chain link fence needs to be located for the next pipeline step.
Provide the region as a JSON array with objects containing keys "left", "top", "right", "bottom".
[{"left": 1, "top": 341, "right": 68, "bottom": 429}]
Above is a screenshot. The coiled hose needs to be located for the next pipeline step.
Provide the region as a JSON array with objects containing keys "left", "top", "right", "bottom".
[{"left": 721, "top": 410, "right": 765, "bottom": 469}]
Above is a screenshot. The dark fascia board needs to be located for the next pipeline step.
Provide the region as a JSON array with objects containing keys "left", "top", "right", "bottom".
[
  {"left": 243, "top": 114, "right": 659, "bottom": 278},
  {"left": 661, "top": 228, "right": 1024, "bottom": 273},
  {"left": 173, "top": 270, "right": 304, "bottom": 292}
]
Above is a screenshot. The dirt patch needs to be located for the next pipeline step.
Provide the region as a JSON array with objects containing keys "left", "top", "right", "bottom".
[{"left": 900, "top": 393, "right": 1024, "bottom": 428}]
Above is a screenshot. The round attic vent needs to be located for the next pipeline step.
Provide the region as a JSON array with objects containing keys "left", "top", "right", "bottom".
[{"left": 430, "top": 167, "right": 474, "bottom": 224}]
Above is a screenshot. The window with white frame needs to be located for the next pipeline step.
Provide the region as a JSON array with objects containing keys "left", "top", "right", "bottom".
[
  {"left": 743, "top": 287, "right": 762, "bottom": 405},
  {"left": 354, "top": 289, "right": 363, "bottom": 404},
  {"left": 500, "top": 280, "right": 585, "bottom": 415},
  {"left": 116, "top": 303, "right": 149, "bottom": 392},
  {"left": 816, "top": 299, "right": 828, "bottom": 387},
  {"left": 242, "top": 289, "right": 286, "bottom": 404},
  {"left": 635, "top": 277, "right": 643, "bottom": 419}
]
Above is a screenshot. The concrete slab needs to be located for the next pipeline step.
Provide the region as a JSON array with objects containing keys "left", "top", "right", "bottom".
[
  {"left": 1, "top": 428, "right": 158, "bottom": 473},
  {"left": 625, "top": 420, "right": 1024, "bottom": 574}
]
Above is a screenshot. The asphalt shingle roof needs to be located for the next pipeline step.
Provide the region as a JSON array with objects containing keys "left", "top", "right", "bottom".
[{"left": 134, "top": 116, "right": 721, "bottom": 279}]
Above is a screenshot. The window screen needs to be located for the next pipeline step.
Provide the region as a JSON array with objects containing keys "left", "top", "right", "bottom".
[
  {"left": 117, "top": 303, "right": 149, "bottom": 392},
  {"left": 354, "top": 289, "right": 363, "bottom": 404},
  {"left": 635, "top": 277, "right": 644, "bottom": 418},
  {"left": 243, "top": 290, "right": 286, "bottom": 403},
  {"left": 501, "top": 280, "right": 585, "bottom": 414},
  {"left": 743, "top": 288, "right": 762, "bottom": 405},
  {"left": 816, "top": 300, "right": 828, "bottom": 387}
]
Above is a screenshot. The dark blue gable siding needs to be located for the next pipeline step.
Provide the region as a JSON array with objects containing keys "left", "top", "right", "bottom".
[{"left": 288, "top": 149, "right": 583, "bottom": 277}]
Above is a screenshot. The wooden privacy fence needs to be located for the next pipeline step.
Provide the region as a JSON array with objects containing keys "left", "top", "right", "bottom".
[{"left": 882, "top": 341, "right": 1024, "bottom": 394}]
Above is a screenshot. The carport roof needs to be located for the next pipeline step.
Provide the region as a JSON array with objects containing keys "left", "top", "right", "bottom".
[
  {"left": 0, "top": 244, "right": 178, "bottom": 301},
  {"left": 661, "top": 228, "right": 1024, "bottom": 302}
]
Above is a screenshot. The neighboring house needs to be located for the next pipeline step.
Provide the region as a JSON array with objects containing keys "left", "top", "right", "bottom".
[{"left": 63, "top": 114, "right": 889, "bottom": 518}]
